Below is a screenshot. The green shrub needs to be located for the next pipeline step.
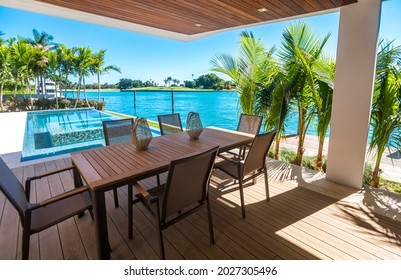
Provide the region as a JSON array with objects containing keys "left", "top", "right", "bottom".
[
  {"left": 58, "top": 98, "right": 71, "bottom": 109},
  {"left": 363, "top": 163, "right": 373, "bottom": 186}
]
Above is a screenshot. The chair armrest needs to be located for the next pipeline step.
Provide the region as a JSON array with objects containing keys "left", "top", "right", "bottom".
[
  {"left": 217, "top": 154, "right": 242, "bottom": 165},
  {"left": 29, "top": 186, "right": 89, "bottom": 210},
  {"left": 25, "top": 165, "right": 78, "bottom": 201},
  {"left": 26, "top": 165, "right": 76, "bottom": 181},
  {"left": 134, "top": 182, "right": 158, "bottom": 204}
]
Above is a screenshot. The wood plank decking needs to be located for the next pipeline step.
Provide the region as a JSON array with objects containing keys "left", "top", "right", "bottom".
[{"left": 1, "top": 157, "right": 400, "bottom": 260}]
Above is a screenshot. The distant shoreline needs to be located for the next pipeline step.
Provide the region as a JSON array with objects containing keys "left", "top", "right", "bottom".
[{"left": 65, "top": 87, "right": 236, "bottom": 93}]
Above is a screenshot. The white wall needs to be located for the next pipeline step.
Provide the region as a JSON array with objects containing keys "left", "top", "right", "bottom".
[{"left": 326, "top": 0, "right": 382, "bottom": 188}]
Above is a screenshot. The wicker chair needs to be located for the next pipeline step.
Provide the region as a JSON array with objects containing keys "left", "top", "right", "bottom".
[
  {"left": 102, "top": 118, "right": 134, "bottom": 208},
  {"left": 129, "top": 146, "right": 219, "bottom": 259},
  {"left": 0, "top": 158, "right": 93, "bottom": 259},
  {"left": 157, "top": 113, "right": 183, "bottom": 135},
  {"left": 215, "top": 130, "right": 276, "bottom": 218}
]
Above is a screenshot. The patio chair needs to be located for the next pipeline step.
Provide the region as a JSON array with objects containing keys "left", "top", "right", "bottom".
[
  {"left": 157, "top": 113, "right": 183, "bottom": 135},
  {"left": 232, "top": 113, "right": 263, "bottom": 159},
  {"left": 102, "top": 118, "right": 134, "bottom": 208},
  {"left": 215, "top": 130, "right": 276, "bottom": 218},
  {"left": 0, "top": 158, "right": 93, "bottom": 259},
  {"left": 129, "top": 146, "right": 219, "bottom": 259}
]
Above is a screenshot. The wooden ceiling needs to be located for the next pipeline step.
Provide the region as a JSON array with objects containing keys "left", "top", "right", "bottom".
[{"left": 36, "top": 0, "right": 358, "bottom": 36}]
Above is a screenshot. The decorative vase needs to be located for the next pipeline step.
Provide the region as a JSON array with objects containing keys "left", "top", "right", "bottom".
[
  {"left": 186, "top": 112, "right": 203, "bottom": 140},
  {"left": 132, "top": 118, "right": 152, "bottom": 150}
]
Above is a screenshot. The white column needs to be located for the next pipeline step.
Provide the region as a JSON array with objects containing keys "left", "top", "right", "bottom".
[{"left": 326, "top": 0, "right": 381, "bottom": 188}]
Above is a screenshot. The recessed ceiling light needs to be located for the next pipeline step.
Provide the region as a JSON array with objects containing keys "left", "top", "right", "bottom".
[
  {"left": 257, "top": 8, "right": 268, "bottom": 12},
  {"left": 194, "top": 23, "right": 203, "bottom": 27}
]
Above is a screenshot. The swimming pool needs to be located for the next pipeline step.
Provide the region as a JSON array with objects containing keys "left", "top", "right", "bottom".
[{"left": 21, "top": 108, "right": 121, "bottom": 161}]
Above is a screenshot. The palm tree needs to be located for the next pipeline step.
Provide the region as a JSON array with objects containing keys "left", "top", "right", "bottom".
[
  {"left": 311, "top": 55, "right": 335, "bottom": 171},
  {"left": 72, "top": 46, "right": 94, "bottom": 107},
  {"left": 369, "top": 41, "right": 401, "bottom": 188},
  {"left": 277, "top": 22, "right": 330, "bottom": 166},
  {"left": 25, "top": 29, "right": 57, "bottom": 96},
  {"left": 25, "top": 29, "right": 57, "bottom": 51},
  {"left": 164, "top": 76, "right": 172, "bottom": 87},
  {"left": 10, "top": 39, "right": 38, "bottom": 107},
  {"left": 57, "top": 44, "right": 77, "bottom": 98},
  {"left": 0, "top": 43, "right": 10, "bottom": 110},
  {"left": 211, "top": 31, "right": 275, "bottom": 115},
  {"left": 92, "top": 50, "right": 121, "bottom": 102},
  {"left": 259, "top": 71, "right": 296, "bottom": 160},
  {"left": 47, "top": 51, "right": 62, "bottom": 107}
]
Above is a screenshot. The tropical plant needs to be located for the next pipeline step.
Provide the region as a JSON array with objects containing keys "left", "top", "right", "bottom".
[
  {"left": 276, "top": 22, "right": 330, "bottom": 166},
  {"left": 164, "top": 76, "right": 172, "bottom": 86},
  {"left": 72, "top": 46, "right": 94, "bottom": 107},
  {"left": 47, "top": 51, "right": 62, "bottom": 107},
  {"left": 368, "top": 40, "right": 401, "bottom": 188},
  {"left": 311, "top": 55, "right": 335, "bottom": 171},
  {"left": 10, "top": 39, "right": 39, "bottom": 107},
  {"left": 0, "top": 43, "right": 10, "bottom": 110},
  {"left": 211, "top": 31, "right": 276, "bottom": 114},
  {"left": 56, "top": 44, "right": 77, "bottom": 97},
  {"left": 25, "top": 29, "right": 57, "bottom": 96},
  {"left": 92, "top": 50, "right": 121, "bottom": 102},
  {"left": 259, "top": 71, "right": 295, "bottom": 160}
]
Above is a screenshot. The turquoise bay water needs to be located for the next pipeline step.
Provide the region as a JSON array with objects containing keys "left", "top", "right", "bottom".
[{"left": 78, "top": 90, "right": 314, "bottom": 136}]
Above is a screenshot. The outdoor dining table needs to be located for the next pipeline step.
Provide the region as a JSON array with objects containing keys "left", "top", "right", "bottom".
[{"left": 70, "top": 126, "right": 254, "bottom": 259}]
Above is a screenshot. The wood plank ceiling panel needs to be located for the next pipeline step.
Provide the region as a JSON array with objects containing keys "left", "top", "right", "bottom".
[{"left": 36, "top": 0, "right": 358, "bottom": 35}]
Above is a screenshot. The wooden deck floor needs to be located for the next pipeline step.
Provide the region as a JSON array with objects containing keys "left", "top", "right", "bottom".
[{"left": 1, "top": 157, "right": 401, "bottom": 260}]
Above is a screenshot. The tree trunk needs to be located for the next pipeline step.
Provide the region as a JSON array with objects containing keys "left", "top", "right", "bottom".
[
  {"left": 97, "top": 72, "right": 101, "bottom": 102},
  {"left": 41, "top": 75, "right": 47, "bottom": 98},
  {"left": 312, "top": 138, "right": 325, "bottom": 172},
  {"left": 13, "top": 82, "right": 17, "bottom": 98},
  {"left": 27, "top": 80, "right": 33, "bottom": 110},
  {"left": 274, "top": 134, "right": 280, "bottom": 160},
  {"left": 83, "top": 77, "right": 90, "bottom": 107},
  {"left": 21, "top": 78, "right": 26, "bottom": 99},
  {"left": 293, "top": 106, "right": 305, "bottom": 166},
  {"left": 371, "top": 162, "right": 381, "bottom": 188},
  {"left": 74, "top": 76, "right": 82, "bottom": 108},
  {"left": 0, "top": 83, "right": 4, "bottom": 110},
  {"left": 54, "top": 80, "right": 59, "bottom": 109},
  {"left": 371, "top": 147, "right": 385, "bottom": 188},
  {"left": 294, "top": 132, "right": 305, "bottom": 166}
]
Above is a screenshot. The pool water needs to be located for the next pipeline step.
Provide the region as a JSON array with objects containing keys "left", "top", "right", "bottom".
[{"left": 21, "top": 108, "right": 121, "bottom": 161}]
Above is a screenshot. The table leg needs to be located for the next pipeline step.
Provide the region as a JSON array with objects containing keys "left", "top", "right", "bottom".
[
  {"left": 92, "top": 189, "right": 111, "bottom": 259},
  {"left": 72, "top": 164, "right": 85, "bottom": 218}
]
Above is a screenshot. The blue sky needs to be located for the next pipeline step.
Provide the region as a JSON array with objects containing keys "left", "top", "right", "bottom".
[{"left": 0, "top": 1, "right": 400, "bottom": 85}]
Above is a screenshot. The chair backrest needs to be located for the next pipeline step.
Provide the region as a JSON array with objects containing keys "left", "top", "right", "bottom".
[
  {"left": 237, "top": 113, "right": 263, "bottom": 135},
  {"left": 0, "top": 158, "right": 27, "bottom": 221},
  {"left": 102, "top": 118, "right": 134, "bottom": 146},
  {"left": 161, "top": 146, "right": 219, "bottom": 221},
  {"left": 158, "top": 113, "right": 183, "bottom": 135},
  {"left": 243, "top": 130, "right": 277, "bottom": 175}
]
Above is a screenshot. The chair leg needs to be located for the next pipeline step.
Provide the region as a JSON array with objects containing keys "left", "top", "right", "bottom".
[
  {"left": 252, "top": 171, "right": 258, "bottom": 185},
  {"left": 21, "top": 228, "right": 30, "bottom": 260},
  {"left": 238, "top": 179, "right": 246, "bottom": 219},
  {"left": 88, "top": 208, "right": 94, "bottom": 220},
  {"left": 264, "top": 167, "right": 269, "bottom": 201},
  {"left": 128, "top": 184, "right": 133, "bottom": 239},
  {"left": 155, "top": 202, "right": 166, "bottom": 259},
  {"left": 206, "top": 198, "right": 215, "bottom": 244},
  {"left": 156, "top": 174, "right": 160, "bottom": 186},
  {"left": 113, "top": 188, "right": 119, "bottom": 208}
]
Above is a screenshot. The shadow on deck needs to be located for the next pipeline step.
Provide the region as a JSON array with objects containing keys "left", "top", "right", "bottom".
[{"left": 0, "top": 157, "right": 400, "bottom": 260}]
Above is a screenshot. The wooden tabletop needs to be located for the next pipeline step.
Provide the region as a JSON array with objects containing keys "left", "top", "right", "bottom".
[{"left": 71, "top": 127, "right": 253, "bottom": 191}]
